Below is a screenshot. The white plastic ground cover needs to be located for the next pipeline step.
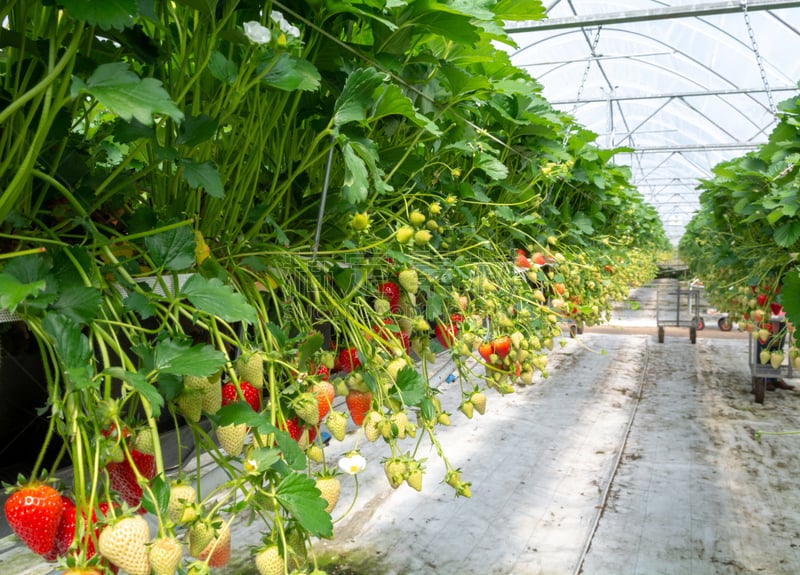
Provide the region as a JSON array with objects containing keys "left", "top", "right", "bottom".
[{"left": 504, "top": 1, "right": 800, "bottom": 244}]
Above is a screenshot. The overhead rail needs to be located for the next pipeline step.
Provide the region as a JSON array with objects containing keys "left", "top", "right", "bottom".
[
  {"left": 506, "top": 0, "right": 800, "bottom": 33},
  {"left": 549, "top": 85, "right": 799, "bottom": 105}
]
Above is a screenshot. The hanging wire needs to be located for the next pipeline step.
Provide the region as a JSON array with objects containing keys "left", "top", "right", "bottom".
[{"left": 741, "top": 0, "right": 777, "bottom": 115}]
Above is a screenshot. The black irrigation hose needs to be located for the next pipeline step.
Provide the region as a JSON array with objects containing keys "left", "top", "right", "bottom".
[{"left": 572, "top": 338, "right": 652, "bottom": 575}]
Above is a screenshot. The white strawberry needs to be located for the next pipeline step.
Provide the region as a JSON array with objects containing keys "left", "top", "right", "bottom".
[{"left": 97, "top": 515, "right": 151, "bottom": 575}]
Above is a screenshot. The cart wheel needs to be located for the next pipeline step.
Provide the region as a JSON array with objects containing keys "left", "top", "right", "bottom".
[
  {"left": 690, "top": 327, "right": 697, "bottom": 344},
  {"left": 753, "top": 376, "right": 766, "bottom": 404},
  {"left": 569, "top": 324, "right": 577, "bottom": 338},
  {"left": 696, "top": 317, "right": 705, "bottom": 331},
  {"left": 718, "top": 317, "right": 732, "bottom": 332},
  {"left": 658, "top": 326, "right": 664, "bottom": 343},
  {"left": 577, "top": 323, "right": 584, "bottom": 335}
]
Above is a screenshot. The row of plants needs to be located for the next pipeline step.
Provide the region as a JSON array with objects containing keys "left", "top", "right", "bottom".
[
  {"left": 679, "top": 87, "right": 800, "bottom": 363},
  {"left": 0, "top": 1, "right": 668, "bottom": 575}
]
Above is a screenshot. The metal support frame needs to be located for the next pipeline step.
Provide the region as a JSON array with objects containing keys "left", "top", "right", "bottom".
[{"left": 507, "top": 0, "right": 800, "bottom": 33}]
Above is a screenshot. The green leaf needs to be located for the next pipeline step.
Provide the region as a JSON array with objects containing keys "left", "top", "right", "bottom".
[
  {"left": 341, "top": 141, "right": 370, "bottom": 204},
  {"left": 61, "top": 0, "right": 136, "bottom": 30},
  {"left": 208, "top": 51, "right": 238, "bottom": 84},
  {"left": 572, "top": 212, "right": 595, "bottom": 235},
  {"left": 105, "top": 367, "right": 165, "bottom": 417},
  {"left": 246, "top": 447, "right": 282, "bottom": 473},
  {"left": 141, "top": 475, "right": 170, "bottom": 516},
  {"left": 180, "top": 275, "right": 257, "bottom": 323},
  {"left": 275, "top": 473, "right": 333, "bottom": 538},
  {"left": 334, "top": 68, "right": 387, "bottom": 127},
  {"left": 73, "top": 62, "right": 183, "bottom": 125},
  {"left": 123, "top": 292, "right": 157, "bottom": 320},
  {"left": 476, "top": 152, "right": 508, "bottom": 180},
  {"left": 173, "top": 0, "right": 218, "bottom": 13},
  {"left": 52, "top": 286, "right": 102, "bottom": 324},
  {"left": 145, "top": 225, "right": 196, "bottom": 271},
  {"left": 153, "top": 338, "right": 227, "bottom": 377},
  {"left": 261, "top": 53, "right": 321, "bottom": 92},
  {"left": 41, "top": 314, "right": 94, "bottom": 389},
  {"left": 180, "top": 159, "right": 225, "bottom": 199},
  {"left": 298, "top": 331, "right": 324, "bottom": 369},
  {"left": 493, "top": 0, "right": 546, "bottom": 21},
  {"left": 773, "top": 221, "right": 800, "bottom": 248},
  {"left": 0, "top": 273, "right": 46, "bottom": 313},
  {"left": 393, "top": 366, "right": 426, "bottom": 406},
  {"left": 372, "top": 84, "right": 441, "bottom": 135},
  {"left": 781, "top": 271, "right": 800, "bottom": 329},
  {"left": 177, "top": 114, "right": 219, "bottom": 147}
]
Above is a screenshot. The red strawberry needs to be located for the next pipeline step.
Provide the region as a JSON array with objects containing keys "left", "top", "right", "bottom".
[
  {"left": 4, "top": 483, "right": 64, "bottom": 556},
  {"left": 478, "top": 341, "right": 494, "bottom": 362},
  {"left": 283, "top": 417, "right": 317, "bottom": 449},
  {"left": 106, "top": 449, "right": 156, "bottom": 510},
  {"left": 756, "top": 293, "right": 768, "bottom": 307},
  {"left": 435, "top": 314, "right": 463, "bottom": 349},
  {"left": 45, "top": 499, "right": 113, "bottom": 562},
  {"left": 492, "top": 335, "right": 511, "bottom": 359},
  {"left": 532, "top": 252, "right": 546, "bottom": 266},
  {"left": 221, "top": 381, "right": 261, "bottom": 412},
  {"left": 377, "top": 281, "right": 401, "bottom": 313},
  {"left": 345, "top": 389, "right": 372, "bottom": 426},
  {"left": 770, "top": 302, "right": 783, "bottom": 315},
  {"left": 310, "top": 381, "right": 335, "bottom": 421},
  {"left": 315, "top": 364, "right": 330, "bottom": 381},
  {"left": 514, "top": 249, "right": 531, "bottom": 269},
  {"left": 338, "top": 348, "right": 361, "bottom": 373}
]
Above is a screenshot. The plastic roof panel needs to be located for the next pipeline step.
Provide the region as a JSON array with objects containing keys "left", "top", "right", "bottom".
[{"left": 505, "top": 1, "right": 800, "bottom": 244}]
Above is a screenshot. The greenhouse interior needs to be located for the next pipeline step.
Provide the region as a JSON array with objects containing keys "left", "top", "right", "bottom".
[{"left": 2, "top": 1, "right": 800, "bottom": 574}]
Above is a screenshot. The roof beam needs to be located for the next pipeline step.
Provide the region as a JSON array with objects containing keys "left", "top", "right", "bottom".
[
  {"left": 549, "top": 85, "right": 798, "bottom": 105},
  {"left": 622, "top": 143, "right": 765, "bottom": 153},
  {"left": 507, "top": 1, "right": 800, "bottom": 33}
]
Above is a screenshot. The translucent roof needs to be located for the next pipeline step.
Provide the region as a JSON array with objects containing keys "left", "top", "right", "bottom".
[{"left": 504, "top": 1, "right": 800, "bottom": 245}]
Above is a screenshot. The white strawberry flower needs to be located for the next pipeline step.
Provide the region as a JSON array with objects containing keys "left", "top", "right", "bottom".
[
  {"left": 243, "top": 21, "right": 271, "bottom": 45},
  {"left": 270, "top": 10, "right": 301, "bottom": 38},
  {"left": 338, "top": 451, "right": 366, "bottom": 475}
]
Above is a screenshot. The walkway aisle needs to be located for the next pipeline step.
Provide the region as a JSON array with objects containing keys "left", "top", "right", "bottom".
[
  {"left": 318, "top": 334, "right": 650, "bottom": 574},
  {"left": 582, "top": 335, "right": 800, "bottom": 575}
]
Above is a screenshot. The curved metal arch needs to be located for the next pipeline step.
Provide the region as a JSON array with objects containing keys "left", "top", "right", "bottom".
[{"left": 519, "top": 27, "right": 773, "bottom": 136}]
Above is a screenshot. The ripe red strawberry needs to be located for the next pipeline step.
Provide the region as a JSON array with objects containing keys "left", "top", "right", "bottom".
[
  {"left": 221, "top": 381, "right": 261, "bottom": 412},
  {"left": 310, "top": 381, "right": 335, "bottom": 421},
  {"left": 4, "top": 482, "right": 64, "bottom": 556},
  {"left": 377, "top": 281, "right": 401, "bottom": 313},
  {"left": 345, "top": 389, "right": 372, "bottom": 426},
  {"left": 283, "top": 417, "right": 317, "bottom": 449},
  {"left": 514, "top": 249, "right": 530, "bottom": 269},
  {"left": 435, "top": 315, "right": 463, "bottom": 348},
  {"left": 478, "top": 341, "right": 494, "bottom": 362},
  {"left": 492, "top": 335, "right": 511, "bottom": 359},
  {"left": 315, "top": 364, "right": 330, "bottom": 381},
  {"left": 106, "top": 449, "right": 156, "bottom": 509},
  {"left": 338, "top": 347, "right": 361, "bottom": 373}
]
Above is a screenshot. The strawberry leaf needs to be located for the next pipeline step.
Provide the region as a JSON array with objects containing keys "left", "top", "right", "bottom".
[
  {"left": 180, "top": 275, "right": 257, "bottom": 324},
  {"left": 0, "top": 273, "right": 45, "bottom": 313},
  {"left": 392, "top": 366, "right": 426, "bottom": 407},
  {"left": 141, "top": 474, "right": 169, "bottom": 516},
  {"left": 781, "top": 271, "right": 800, "bottom": 328},
  {"left": 275, "top": 473, "right": 333, "bottom": 538},
  {"left": 41, "top": 313, "right": 95, "bottom": 389},
  {"left": 297, "top": 331, "right": 324, "bottom": 368},
  {"left": 179, "top": 159, "right": 224, "bottom": 199},
  {"left": 61, "top": 0, "right": 136, "bottom": 30},
  {"left": 145, "top": 225, "right": 196, "bottom": 271},
  {"left": 51, "top": 285, "right": 102, "bottom": 324},
  {"left": 105, "top": 367, "right": 165, "bottom": 417},
  {"left": 153, "top": 338, "right": 226, "bottom": 377}
]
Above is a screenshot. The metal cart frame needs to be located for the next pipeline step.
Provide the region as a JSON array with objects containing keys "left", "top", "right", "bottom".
[
  {"left": 749, "top": 318, "right": 794, "bottom": 404},
  {"left": 656, "top": 279, "right": 701, "bottom": 343}
]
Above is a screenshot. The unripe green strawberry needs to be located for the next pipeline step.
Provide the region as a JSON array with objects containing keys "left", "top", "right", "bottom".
[
  {"left": 397, "top": 269, "right": 419, "bottom": 294},
  {"left": 413, "top": 229, "right": 432, "bottom": 245},
  {"left": 201, "top": 377, "right": 222, "bottom": 415},
  {"left": 315, "top": 475, "right": 341, "bottom": 513},
  {"left": 383, "top": 457, "right": 407, "bottom": 489},
  {"left": 395, "top": 225, "right": 414, "bottom": 244},
  {"left": 97, "top": 515, "right": 151, "bottom": 575},
  {"left": 406, "top": 466, "right": 423, "bottom": 492},
  {"left": 188, "top": 519, "right": 215, "bottom": 558},
  {"left": 149, "top": 536, "right": 183, "bottom": 575},
  {"left": 409, "top": 209, "right": 426, "bottom": 226},
  {"left": 459, "top": 400, "right": 474, "bottom": 419},
  {"left": 469, "top": 391, "right": 487, "bottom": 415},
  {"left": 293, "top": 392, "right": 320, "bottom": 426},
  {"left": 176, "top": 390, "right": 203, "bottom": 423},
  {"left": 216, "top": 423, "right": 248, "bottom": 457},
  {"left": 325, "top": 411, "right": 348, "bottom": 441},
  {"left": 254, "top": 544, "right": 284, "bottom": 575},
  {"left": 167, "top": 481, "right": 197, "bottom": 524},
  {"left": 133, "top": 427, "right": 155, "bottom": 455},
  {"left": 306, "top": 444, "right": 324, "bottom": 463},
  {"left": 236, "top": 351, "right": 264, "bottom": 389},
  {"left": 362, "top": 410, "right": 383, "bottom": 442},
  {"left": 390, "top": 411, "right": 409, "bottom": 438}
]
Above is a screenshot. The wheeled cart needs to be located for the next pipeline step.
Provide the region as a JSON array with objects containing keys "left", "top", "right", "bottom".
[
  {"left": 749, "top": 318, "right": 794, "bottom": 404},
  {"left": 656, "top": 279, "right": 701, "bottom": 343}
]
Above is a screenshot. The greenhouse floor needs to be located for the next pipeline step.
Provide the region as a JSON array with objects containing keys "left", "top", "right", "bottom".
[{"left": 314, "top": 286, "right": 800, "bottom": 575}]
